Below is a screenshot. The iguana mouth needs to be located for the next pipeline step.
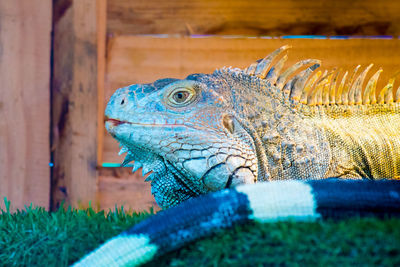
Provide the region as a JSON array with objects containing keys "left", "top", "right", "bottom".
[
  {"left": 105, "top": 115, "right": 192, "bottom": 129},
  {"left": 104, "top": 116, "right": 125, "bottom": 126}
]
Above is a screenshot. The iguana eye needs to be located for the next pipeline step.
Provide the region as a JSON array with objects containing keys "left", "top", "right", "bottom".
[
  {"left": 163, "top": 80, "right": 200, "bottom": 108},
  {"left": 172, "top": 90, "right": 190, "bottom": 103},
  {"left": 166, "top": 87, "right": 197, "bottom": 107}
]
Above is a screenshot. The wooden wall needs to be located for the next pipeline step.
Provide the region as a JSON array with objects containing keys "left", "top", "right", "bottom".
[
  {"left": 2, "top": 0, "right": 400, "bottom": 212},
  {"left": 0, "top": 1, "right": 52, "bottom": 211}
]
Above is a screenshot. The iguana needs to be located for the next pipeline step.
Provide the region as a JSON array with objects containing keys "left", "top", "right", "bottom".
[
  {"left": 104, "top": 45, "right": 400, "bottom": 209},
  {"left": 74, "top": 46, "right": 400, "bottom": 266}
]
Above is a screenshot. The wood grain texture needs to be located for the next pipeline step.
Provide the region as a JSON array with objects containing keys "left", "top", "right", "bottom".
[
  {"left": 52, "top": 0, "right": 100, "bottom": 209},
  {"left": 107, "top": 0, "right": 400, "bottom": 36},
  {"left": 102, "top": 36, "right": 400, "bottom": 163},
  {"left": 97, "top": 0, "right": 107, "bottom": 166},
  {"left": 98, "top": 168, "right": 158, "bottom": 212},
  {"left": 0, "top": 1, "right": 51, "bottom": 210}
]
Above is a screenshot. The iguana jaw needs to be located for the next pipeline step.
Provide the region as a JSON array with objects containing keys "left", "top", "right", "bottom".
[
  {"left": 107, "top": 117, "right": 255, "bottom": 175},
  {"left": 105, "top": 129, "right": 202, "bottom": 209},
  {"left": 105, "top": 112, "right": 259, "bottom": 208}
]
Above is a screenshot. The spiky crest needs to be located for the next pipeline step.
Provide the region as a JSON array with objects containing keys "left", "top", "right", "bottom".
[{"left": 240, "top": 46, "right": 400, "bottom": 107}]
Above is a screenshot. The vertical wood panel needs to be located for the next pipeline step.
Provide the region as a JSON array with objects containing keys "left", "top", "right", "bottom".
[
  {"left": 97, "top": 0, "right": 107, "bottom": 167},
  {"left": 0, "top": 1, "right": 51, "bottom": 210},
  {"left": 52, "top": 0, "right": 102, "bottom": 209}
]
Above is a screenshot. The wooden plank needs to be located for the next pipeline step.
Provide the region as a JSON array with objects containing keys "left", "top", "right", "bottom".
[
  {"left": 97, "top": 0, "right": 107, "bottom": 166},
  {"left": 107, "top": 0, "right": 400, "bottom": 36},
  {"left": 0, "top": 1, "right": 51, "bottom": 210},
  {"left": 102, "top": 37, "right": 400, "bottom": 163},
  {"left": 98, "top": 168, "right": 158, "bottom": 212},
  {"left": 52, "top": 0, "right": 101, "bottom": 209}
]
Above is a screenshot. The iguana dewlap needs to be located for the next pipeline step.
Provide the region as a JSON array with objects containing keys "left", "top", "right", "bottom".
[{"left": 105, "top": 46, "right": 400, "bottom": 209}]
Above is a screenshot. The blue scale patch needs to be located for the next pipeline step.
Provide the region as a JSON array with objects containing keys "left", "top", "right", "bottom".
[
  {"left": 124, "top": 188, "right": 252, "bottom": 256},
  {"left": 308, "top": 179, "right": 400, "bottom": 219}
]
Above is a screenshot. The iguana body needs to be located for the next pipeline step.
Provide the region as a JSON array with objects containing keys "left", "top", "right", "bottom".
[
  {"left": 74, "top": 47, "right": 400, "bottom": 266},
  {"left": 104, "top": 46, "right": 400, "bottom": 208}
]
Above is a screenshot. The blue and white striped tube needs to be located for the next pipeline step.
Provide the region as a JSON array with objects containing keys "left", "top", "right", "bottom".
[{"left": 74, "top": 179, "right": 400, "bottom": 267}]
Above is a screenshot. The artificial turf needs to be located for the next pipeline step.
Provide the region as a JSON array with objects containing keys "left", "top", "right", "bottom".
[{"left": 1, "top": 198, "right": 399, "bottom": 267}]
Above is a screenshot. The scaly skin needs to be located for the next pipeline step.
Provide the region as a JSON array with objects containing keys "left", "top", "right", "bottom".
[{"left": 105, "top": 46, "right": 400, "bottom": 209}]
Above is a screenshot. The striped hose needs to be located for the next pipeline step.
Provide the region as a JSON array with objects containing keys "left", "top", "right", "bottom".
[{"left": 74, "top": 179, "right": 400, "bottom": 267}]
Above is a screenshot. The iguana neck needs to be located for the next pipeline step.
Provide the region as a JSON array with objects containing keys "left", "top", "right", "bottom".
[
  {"left": 233, "top": 115, "right": 270, "bottom": 182},
  {"left": 219, "top": 72, "right": 332, "bottom": 181}
]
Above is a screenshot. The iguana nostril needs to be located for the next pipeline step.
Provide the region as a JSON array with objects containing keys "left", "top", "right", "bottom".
[{"left": 121, "top": 98, "right": 125, "bottom": 105}]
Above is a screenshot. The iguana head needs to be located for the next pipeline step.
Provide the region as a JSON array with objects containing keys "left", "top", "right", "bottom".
[
  {"left": 105, "top": 46, "right": 327, "bottom": 208},
  {"left": 105, "top": 73, "right": 260, "bottom": 208}
]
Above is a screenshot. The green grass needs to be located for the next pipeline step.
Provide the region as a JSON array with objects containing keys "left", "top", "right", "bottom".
[
  {"left": 0, "top": 198, "right": 153, "bottom": 266},
  {"left": 149, "top": 219, "right": 400, "bottom": 267},
  {"left": 1, "top": 198, "right": 400, "bottom": 267}
]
